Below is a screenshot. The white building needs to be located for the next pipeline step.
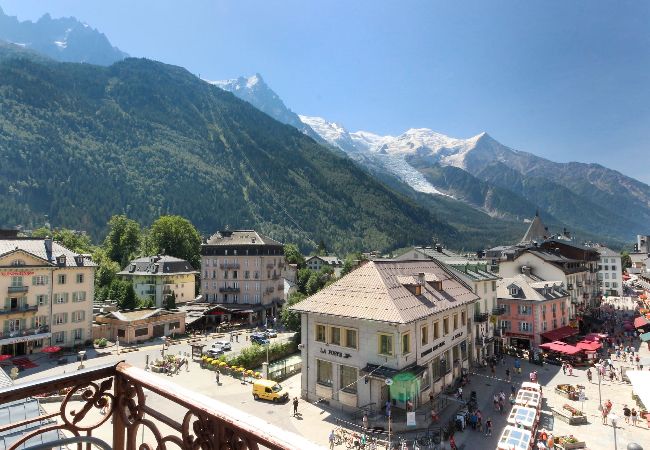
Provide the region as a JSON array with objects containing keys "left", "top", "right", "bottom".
[
  {"left": 394, "top": 246, "right": 500, "bottom": 359},
  {"left": 291, "top": 260, "right": 478, "bottom": 414},
  {"left": 595, "top": 246, "right": 623, "bottom": 297},
  {"left": 305, "top": 255, "right": 344, "bottom": 277}
]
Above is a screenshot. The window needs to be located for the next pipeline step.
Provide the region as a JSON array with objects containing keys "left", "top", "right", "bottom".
[
  {"left": 421, "top": 325, "right": 429, "bottom": 346},
  {"left": 315, "top": 324, "right": 326, "bottom": 343},
  {"left": 37, "top": 295, "right": 47, "bottom": 306},
  {"left": 461, "top": 311, "right": 466, "bottom": 326},
  {"left": 378, "top": 334, "right": 393, "bottom": 356},
  {"left": 11, "top": 259, "right": 25, "bottom": 266},
  {"left": 542, "top": 321, "right": 547, "bottom": 331},
  {"left": 117, "top": 329, "right": 126, "bottom": 338},
  {"left": 76, "top": 273, "right": 84, "bottom": 283},
  {"left": 518, "top": 305, "right": 531, "bottom": 315},
  {"left": 612, "top": 282, "right": 618, "bottom": 288},
  {"left": 345, "top": 329, "right": 357, "bottom": 349},
  {"left": 33, "top": 275, "right": 48, "bottom": 285},
  {"left": 54, "top": 313, "right": 67, "bottom": 325},
  {"left": 519, "top": 322, "right": 531, "bottom": 332},
  {"left": 135, "top": 327, "right": 148, "bottom": 337},
  {"left": 330, "top": 327, "right": 341, "bottom": 346},
  {"left": 443, "top": 317, "right": 449, "bottom": 335},
  {"left": 72, "top": 292, "right": 86, "bottom": 302},
  {"left": 54, "top": 293, "right": 68, "bottom": 304},
  {"left": 401, "top": 333, "right": 411, "bottom": 354},
  {"left": 54, "top": 331, "right": 65, "bottom": 343},
  {"left": 35, "top": 316, "right": 46, "bottom": 328},
  {"left": 11, "top": 276, "right": 23, "bottom": 287},
  {"left": 453, "top": 314, "right": 458, "bottom": 330},
  {"left": 316, "top": 359, "right": 332, "bottom": 387},
  {"left": 500, "top": 320, "right": 511, "bottom": 330},
  {"left": 73, "top": 328, "right": 83, "bottom": 340},
  {"left": 57, "top": 274, "right": 66, "bottom": 285},
  {"left": 340, "top": 365, "right": 358, "bottom": 394},
  {"left": 433, "top": 321, "right": 440, "bottom": 340}
]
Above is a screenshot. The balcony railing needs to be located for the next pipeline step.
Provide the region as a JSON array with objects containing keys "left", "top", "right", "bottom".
[
  {"left": 0, "top": 325, "right": 49, "bottom": 339},
  {"left": 7, "top": 285, "right": 28, "bottom": 293},
  {"left": 220, "top": 263, "right": 240, "bottom": 269},
  {"left": 474, "top": 312, "right": 489, "bottom": 322},
  {"left": 475, "top": 336, "right": 494, "bottom": 346},
  {"left": 492, "top": 306, "right": 506, "bottom": 316},
  {"left": 218, "top": 287, "right": 241, "bottom": 293},
  {"left": 0, "top": 304, "right": 39, "bottom": 315},
  {"left": 0, "top": 362, "right": 321, "bottom": 450}
]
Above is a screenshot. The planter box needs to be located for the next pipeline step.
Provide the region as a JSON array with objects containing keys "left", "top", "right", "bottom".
[
  {"left": 555, "top": 440, "right": 586, "bottom": 449},
  {"left": 151, "top": 366, "right": 166, "bottom": 373},
  {"left": 555, "top": 388, "right": 578, "bottom": 400},
  {"left": 552, "top": 408, "right": 588, "bottom": 425}
]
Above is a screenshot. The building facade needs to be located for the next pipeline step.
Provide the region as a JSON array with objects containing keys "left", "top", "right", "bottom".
[
  {"left": 595, "top": 247, "right": 622, "bottom": 297},
  {"left": 0, "top": 232, "right": 95, "bottom": 354},
  {"left": 93, "top": 308, "right": 185, "bottom": 344},
  {"left": 305, "top": 255, "right": 344, "bottom": 277},
  {"left": 497, "top": 273, "right": 571, "bottom": 350},
  {"left": 291, "top": 260, "right": 478, "bottom": 415},
  {"left": 200, "top": 230, "right": 285, "bottom": 325},
  {"left": 118, "top": 255, "right": 197, "bottom": 308},
  {"left": 394, "top": 246, "right": 500, "bottom": 360}
]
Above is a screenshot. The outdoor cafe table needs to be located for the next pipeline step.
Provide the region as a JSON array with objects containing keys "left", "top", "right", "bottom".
[
  {"left": 497, "top": 426, "right": 532, "bottom": 450},
  {"left": 515, "top": 390, "right": 541, "bottom": 410},
  {"left": 507, "top": 405, "right": 538, "bottom": 431}
]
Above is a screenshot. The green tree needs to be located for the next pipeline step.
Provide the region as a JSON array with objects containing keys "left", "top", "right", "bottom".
[
  {"left": 164, "top": 291, "right": 177, "bottom": 310},
  {"left": 108, "top": 279, "right": 138, "bottom": 310},
  {"left": 621, "top": 251, "right": 632, "bottom": 270},
  {"left": 280, "top": 292, "right": 306, "bottom": 333},
  {"left": 93, "top": 248, "right": 121, "bottom": 290},
  {"left": 146, "top": 215, "right": 201, "bottom": 268},
  {"left": 340, "top": 252, "right": 363, "bottom": 277},
  {"left": 31, "top": 227, "right": 94, "bottom": 253},
  {"left": 283, "top": 244, "right": 305, "bottom": 267},
  {"left": 103, "top": 215, "right": 142, "bottom": 267},
  {"left": 316, "top": 239, "right": 328, "bottom": 256}
]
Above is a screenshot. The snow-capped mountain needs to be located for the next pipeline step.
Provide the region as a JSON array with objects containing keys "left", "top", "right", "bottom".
[
  {"left": 208, "top": 74, "right": 323, "bottom": 142},
  {"left": 0, "top": 6, "right": 127, "bottom": 65}
]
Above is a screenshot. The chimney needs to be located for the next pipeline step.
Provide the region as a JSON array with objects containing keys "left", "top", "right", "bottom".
[
  {"left": 44, "top": 237, "right": 53, "bottom": 256},
  {"left": 418, "top": 272, "right": 425, "bottom": 286},
  {"left": 521, "top": 266, "right": 531, "bottom": 276},
  {"left": 436, "top": 244, "right": 443, "bottom": 253}
]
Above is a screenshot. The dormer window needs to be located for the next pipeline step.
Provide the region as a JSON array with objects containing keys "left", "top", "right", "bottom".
[
  {"left": 509, "top": 287, "right": 519, "bottom": 296},
  {"left": 57, "top": 255, "right": 66, "bottom": 266},
  {"left": 10, "top": 259, "right": 25, "bottom": 267},
  {"left": 129, "top": 264, "right": 136, "bottom": 273}
]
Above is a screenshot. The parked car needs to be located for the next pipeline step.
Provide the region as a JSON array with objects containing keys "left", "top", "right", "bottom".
[
  {"left": 212, "top": 341, "right": 232, "bottom": 351},
  {"left": 265, "top": 329, "right": 278, "bottom": 338},
  {"left": 251, "top": 335, "right": 270, "bottom": 345},
  {"left": 252, "top": 379, "right": 288, "bottom": 403},
  {"left": 205, "top": 348, "right": 224, "bottom": 357}
]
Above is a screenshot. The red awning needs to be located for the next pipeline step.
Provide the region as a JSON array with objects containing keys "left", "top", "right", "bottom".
[
  {"left": 576, "top": 340, "right": 602, "bottom": 352},
  {"left": 634, "top": 316, "right": 650, "bottom": 328},
  {"left": 540, "top": 325, "right": 578, "bottom": 342},
  {"left": 539, "top": 341, "right": 581, "bottom": 355},
  {"left": 41, "top": 346, "right": 62, "bottom": 353}
]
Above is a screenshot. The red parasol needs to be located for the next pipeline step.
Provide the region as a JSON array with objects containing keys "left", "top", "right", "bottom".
[
  {"left": 41, "top": 346, "right": 62, "bottom": 353},
  {"left": 0, "top": 355, "right": 11, "bottom": 361}
]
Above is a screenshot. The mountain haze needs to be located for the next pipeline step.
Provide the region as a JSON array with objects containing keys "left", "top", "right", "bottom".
[{"left": 0, "top": 6, "right": 127, "bottom": 65}]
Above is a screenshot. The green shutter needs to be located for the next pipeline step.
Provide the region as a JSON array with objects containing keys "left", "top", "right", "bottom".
[
  {"left": 20, "top": 319, "right": 26, "bottom": 329},
  {"left": 4, "top": 298, "right": 9, "bottom": 309},
  {"left": 32, "top": 276, "right": 36, "bottom": 286},
  {"left": 45, "top": 276, "right": 49, "bottom": 285},
  {"left": 64, "top": 313, "right": 68, "bottom": 324},
  {"left": 3, "top": 321, "right": 9, "bottom": 333}
]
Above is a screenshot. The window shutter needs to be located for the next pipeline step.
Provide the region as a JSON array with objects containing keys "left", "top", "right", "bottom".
[
  {"left": 64, "top": 313, "right": 68, "bottom": 324},
  {"left": 64, "top": 293, "right": 69, "bottom": 303},
  {"left": 3, "top": 321, "right": 9, "bottom": 332},
  {"left": 32, "top": 276, "right": 36, "bottom": 285},
  {"left": 20, "top": 319, "right": 26, "bottom": 329},
  {"left": 4, "top": 298, "right": 9, "bottom": 309},
  {"left": 81, "top": 311, "right": 85, "bottom": 321}
]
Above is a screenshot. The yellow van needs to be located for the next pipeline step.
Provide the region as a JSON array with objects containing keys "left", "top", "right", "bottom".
[{"left": 252, "top": 379, "right": 289, "bottom": 403}]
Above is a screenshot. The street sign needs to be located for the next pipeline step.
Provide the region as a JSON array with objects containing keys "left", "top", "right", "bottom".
[{"left": 385, "top": 378, "right": 393, "bottom": 386}]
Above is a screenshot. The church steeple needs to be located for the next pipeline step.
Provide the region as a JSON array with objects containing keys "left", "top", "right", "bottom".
[{"left": 520, "top": 210, "right": 547, "bottom": 244}]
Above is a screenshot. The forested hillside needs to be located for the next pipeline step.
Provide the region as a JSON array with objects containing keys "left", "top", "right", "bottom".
[{"left": 0, "top": 48, "right": 459, "bottom": 253}]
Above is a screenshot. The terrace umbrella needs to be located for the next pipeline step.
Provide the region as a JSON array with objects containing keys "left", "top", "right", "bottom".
[
  {"left": 0, "top": 355, "right": 11, "bottom": 362},
  {"left": 41, "top": 346, "right": 62, "bottom": 353}
]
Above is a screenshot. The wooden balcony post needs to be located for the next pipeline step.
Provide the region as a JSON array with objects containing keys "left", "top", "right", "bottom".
[{"left": 112, "top": 372, "right": 127, "bottom": 450}]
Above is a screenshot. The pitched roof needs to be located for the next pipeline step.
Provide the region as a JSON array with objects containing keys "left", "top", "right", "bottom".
[
  {"left": 205, "top": 230, "right": 282, "bottom": 246},
  {"left": 118, "top": 255, "right": 197, "bottom": 276},
  {"left": 0, "top": 238, "right": 96, "bottom": 267},
  {"left": 520, "top": 212, "right": 548, "bottom": 244},
  {"left": 399, "top": 247, "right": 499, "bottom": 282},
  {"left": 595, "top": 246, "right": 619, "bottom": 257},
  {"left": 290, "top": 260, "right": 479, "bottom": 324},
  {"left": 102, "top": 308, "right": 179, "bottom": 321},
  {"left": 497, "top": 274, "right": 568, "bottom": 301}
]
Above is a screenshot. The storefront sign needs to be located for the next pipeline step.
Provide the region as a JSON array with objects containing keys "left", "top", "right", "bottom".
[
  {"left": 319, "top": 348, "right": 351, "bottom": 359},
  {"left": 451, "top": 331, "right": 463, "bottom": 341},
  {"left": 1, "top": 271, "right": 34, "bottom": 276},
  {"left": 406, "top": 412, "right": 416, "bottom": 427}
]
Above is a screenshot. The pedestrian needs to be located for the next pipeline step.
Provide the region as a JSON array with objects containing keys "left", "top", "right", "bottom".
[
  {"left": 216, "top": 369, "right": 220, "bottom": 384},
  {"left": 429, "top": 390, "right": 434, "bottom": 405},
  {"left": 293, "top": 397, "right": 299, "bottom": 416},
  {"left": 385, "top": 400, "right": 391, "bottom": 418},
  {"left": 329, "top": 429, "right": 335, "bottom": 450},
  {"left": 623, "top": 405, "right": 631, "bottom": 423},
  {"left": 476, "top": 409, "right": 483, "bottom": 432},
  {"left": 631, "top": 408, "right": 638, "bottom": 426},
  {"left": 485, "top": 417, "right": 492, "bottom": 436},
  {"left": 601, "top": 407, "right": 608, "bottom": 424},
  {"left": 491, "top": 364, "right": 496, "bottom": 376},
  {"left": 362, "top": 412, "right": 368, "bottom": 429},
  {"left": 510, "top": 384, "right": 516, "bottom": 395},
  {"left": 568, "top": 365, "right": 573, "bottom": 376},
  {"left": 406, "top": 398, "right": 413, "bottom": 412},
  {"left": 561, "top": 363, "right": 566, "bottom": 375},
  {"left": 506, "top": 368, "right": 510, "bottom": 382},
  {"left": 586, "top": 368, "right": 592, "bottom": 383}
]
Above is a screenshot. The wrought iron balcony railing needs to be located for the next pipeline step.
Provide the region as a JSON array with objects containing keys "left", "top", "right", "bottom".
[
  {"left": 474, "top": 312, "right": 489, "bottom": 322},
  {"left": 220, "top": 262, "right": 240, "bottom": 269},
  {"left": 0, "top": 325, "right": 49, "bottom": 339},
  {"left": 218, "top": 286, "right": 241, "bottom": 293},
  {"left": 492, "top": 306, "right": 506, "bottom": 316},
  {"left": 0, "top": 362, "right": 322, "bottom": 450},
  {"left": 0, "top": 304, "right": 38, "bottom": 315},
  {"left": 7, "top": 285, "right": 28, "bottom": 293}
]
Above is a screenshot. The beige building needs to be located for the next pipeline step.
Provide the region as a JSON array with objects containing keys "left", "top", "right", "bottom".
[
  {"left": 0, "top": 231, "right": 95, "bottom": 355},
  {"left": 291, "top": 260, "right": 478, "bottom": 415},
  {"left": 201, "top": 230, "right": 285, "bottom": 325},
  {"left": 93, "top": 308, "right": 185, "bottom": 344},
  {"left": 118, "top": 255, "right": 197, "bottom": 308}
]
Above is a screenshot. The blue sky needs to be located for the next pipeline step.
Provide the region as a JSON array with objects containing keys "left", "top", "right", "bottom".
[{"left": 2, "top": 0, "right": 649, "bottom": 182}]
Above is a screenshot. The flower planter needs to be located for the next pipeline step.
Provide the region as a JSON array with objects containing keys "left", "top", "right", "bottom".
[
  {"left": 151, "top": 366, "right": 167, "bottom": 373},
  {"left": 555, "top": 438, "right": 586, "bottom": 449},
  {"left": 552, "top": 408, "right": 588, "bottom": 425},
  {"left": 555, "top": 387, "right": 578, "bottom": 400}
]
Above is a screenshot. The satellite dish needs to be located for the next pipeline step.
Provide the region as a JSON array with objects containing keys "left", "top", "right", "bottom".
[{"left": 385, "top": 378, "right": 393, "bottom": 386}]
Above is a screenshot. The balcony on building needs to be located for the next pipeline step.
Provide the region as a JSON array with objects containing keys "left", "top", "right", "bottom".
[
  {"left": 7, "top": 285, "right": 28, "bottom": 294},
  {"left": 474, "top": 312, "right": 489, "bottom": 322},
  {"left": 0, "top": 304, "right": 38, "bottom": 315},
  {"left": 218, "top": 287, "right": 241, "bottom": 293},
  {"left": 492, "top": 306, "right": 506, "bottom": 316},
  {"left": 220, "top": 262, "right": 240, "bottom": 269},
  {"left": 475, "top": 335, "right": 494, "bottom": 346},
  {"left": 0, "top": 362, "right": 320, "bottom": 450},
  {"left": 0, "top": 325, "right": 50, "bottom": 346}
]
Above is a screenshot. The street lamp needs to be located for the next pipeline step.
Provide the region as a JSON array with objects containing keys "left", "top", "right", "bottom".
[
  {"left": 610, "top": 414, "right": 618, "bottom": 450},
  {"left": 594, "top": 363, "right": 603, "bottom": 410},
  {"left": 77, "top": 350, "right": 86, "bottom": 370}
]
